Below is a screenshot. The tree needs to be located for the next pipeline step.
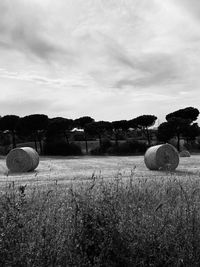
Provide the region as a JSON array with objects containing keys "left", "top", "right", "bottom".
[
  {"left": 112, "top": 120, "right": 128, "bottom": 146},
  {"left": 46, "top": 117, "right": 74, "bottom": 144},
  {"left": 158, "top": 118, "right": 191, "bottom": 151},
  {"left": 183, "top": 123, "right": 199, "bottom": 144},
  {"left": 85, "top": 121, "right": 112, "bottom": 148},
  {"left": 165, "top": 107, "right": 199, "bottom": 151},
  {"left": 0, "top": 115, "right": 20, "bottom": 148},
  {"left": 74, "top": 116, "right": 95, "bottom": 154},
  {"left": 19, "top": 114, "right": 49, "bottom": 153},
  {"left": 157, "top": 121, "right": 175, "bottom": 143},
  {"left": 166, "top": 107, "right": 199, "bottom": 122},
  {"left": 129, "top": 115, "right": 157, "bottom": 145}
]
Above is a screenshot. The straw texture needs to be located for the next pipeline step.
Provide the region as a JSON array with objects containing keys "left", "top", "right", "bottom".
[
  {"left": 144, "top": 144, "right": 179, "bottom": 171},
  {"left": 6, "top": 147, "right": 39, "bottom": 172},
  {"left": 180, "top": 150, "right": 191, "bottom": 157}
]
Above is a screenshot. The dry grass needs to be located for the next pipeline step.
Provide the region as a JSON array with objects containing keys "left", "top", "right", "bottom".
[
  {"left": 1, "top": 166, "right": 200, "bottom": 266},
  {"left": 0, "top": 155, "right": 200, "bottom": 265},
  {"left": 0, "top": 154, "right": 200, "bottom": 188}
]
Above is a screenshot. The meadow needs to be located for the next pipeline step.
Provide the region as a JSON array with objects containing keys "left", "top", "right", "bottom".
[{"left": 1, "top": 155, "right": 200, "bottom": 266}]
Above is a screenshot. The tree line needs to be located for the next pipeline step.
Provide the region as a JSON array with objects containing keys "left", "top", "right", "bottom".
[{"left": 0, "top": 106, "right": 199, "bottom": 154}]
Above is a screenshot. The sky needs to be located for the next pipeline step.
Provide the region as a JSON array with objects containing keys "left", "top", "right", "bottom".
[{"left": 0, "top": 0, "right": 200, "bottom": 125}]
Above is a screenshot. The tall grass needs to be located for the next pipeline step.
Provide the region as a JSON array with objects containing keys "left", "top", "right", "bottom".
[{"left": 1, "top": 173, "right": 200, "bottom": 266}]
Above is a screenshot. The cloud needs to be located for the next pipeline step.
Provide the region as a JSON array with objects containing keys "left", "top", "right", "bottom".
[
  {"left": 0, "top": 0, "right": 200, "bottom": 122},
  {"left": 0, "top": 99, "right": 51, "bottom": 116},
  {"left": 175, "top": 0, "right": 200, "bottom": 19},
  {"left": 0, "top": 1, "right": 71, "bottom": 62},
  {"left": 115, "top": 53, "right": 182, "bottom": 89}
]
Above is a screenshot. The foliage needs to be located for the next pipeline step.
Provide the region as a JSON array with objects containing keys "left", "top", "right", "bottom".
[
  {"left": 159, "top": 107, "right": 200, "bottom": 151},
  {"left": 46, "top": 117, "right": 74, "bottom": 145},
  {"left": 131, "top": 115, "right": 157, "bottom": 128},
  {"left": 85, "top": 121, "right": 112, "bottom": 136},
  {"left": 90, "top": 140, "right": 147, "bottom": 155},
  {"left": 43, "top": 141, "right": 82, "bottom": 156},
  {"left": 166, "top": 107, "right": 199, "bottom": 122},
  {"left": 112, "top": 120, "right": 129, "bottom": 131},
  {"left": 73, "top": 132, "right": 85, "bottom": 141},
  {"left": 74, "top": 116, "right": 95, "bottom": 129},
  {"left": 183, "top": 123, "right": 200, "bottom": 142},
  {"left": 19, "top": 114, "right": 49, "bottom": 153},
  {"left": 0, "top": 115, "right": 20, "bottom": 148},
  {"left": 128, "top": 115, "right": 157, "bottom": 145},
  {"left": 0, "top": 107, "right": 199, "bottom": 155},
  {"left": 157, "top": 119, "right": 187, "bottom": 143},
  {"left": 107, "top": 140, "right": 148, "bottom": 155},
  {"left": 90, "top": 138, "right": 112, "bottom": 155},
  {"left": 74, "top": 116, "right": 95, "bottom": 154},
  {"left": 0, "top": 115, "right": 20, "bottom": 131},
  {"left": 47, "top": 117, "right": 73, "bottom": 135},
  {"left": 112, "top": 120, "right": 129, "bottom": 146},
  {"left": 19, "top": 114, "right": 49, "bottom": 133},
  {"left": 85, "top": 121, "right": 112, "bottom": 148}
]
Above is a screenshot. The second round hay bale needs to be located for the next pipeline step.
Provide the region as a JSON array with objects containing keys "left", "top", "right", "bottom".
[
  {"left": 144, "top": 144, "right": 179, "bottom": 171},
  {"left": 180, "top": 150, "right": 191, "bottom": 157},
  {"left": 6, "top": 147, "right": 39, "bottom": 172}
]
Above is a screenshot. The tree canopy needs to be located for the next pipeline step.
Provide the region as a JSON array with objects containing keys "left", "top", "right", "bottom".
[
  {"left": 0, "top": 115, "right": 20, "bottom": 132},
  {"left": 129, "top": 115, "right": 157, "bottom": 145},
  {"left": 74, "top": 116, "right": 94, "bottom": 129},
  {"left": 74, "top": 116, "right": 95, "bottom": 154},
  {"left": 159, "top": 107, "right": 200, "bottom": 151},
  {"left": 166, "top": 107, "right": 199, "bottom": 122},
  {"left": 0, "top": 115, "right": 20, "bottom": 148},
  {"left": 47, "top": 117, "right": 74, "bottom": 144},
  {"left": 19, "top": 114, "right": 49, "bottom": 152},
  {"left": 85, "top": 121, "right": 112, "bottom": 147}
]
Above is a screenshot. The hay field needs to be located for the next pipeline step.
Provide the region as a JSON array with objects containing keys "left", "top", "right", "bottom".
[
  {"left": 1, "top": 155, "right": 200, "bottom": 265},
  {"left": 0, "top": 154, "right": 200, "bottom": 188}
]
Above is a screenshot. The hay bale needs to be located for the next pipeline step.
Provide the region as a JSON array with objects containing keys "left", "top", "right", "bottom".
[
  {"left": 144, "top": 144, "right": 179, "bottom": 171},
  {"left": 180, "top": 150, "right": 191, "bottom": 157},
  {"left": 6, "top": 147, "right": 39, "bottom": 172}
]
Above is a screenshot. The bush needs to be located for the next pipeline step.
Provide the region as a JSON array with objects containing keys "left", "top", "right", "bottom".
[
  {"left": 108, "top": 140, "right": 148, "bottom": 155},
  {"left": 0, "top": 145, "right": 10, "bottom": 155},
  {"left": 73, "top": 132, "right": 85, "bottom": 141},
  {"left": 90, "top": 139, "right": 112, "bottom": 155},
  {"left": 43, "top": 141, "right": 82, "bottom": 156},
  {"left": 90, "top": 140, "right": 148, "bottom": 156}
]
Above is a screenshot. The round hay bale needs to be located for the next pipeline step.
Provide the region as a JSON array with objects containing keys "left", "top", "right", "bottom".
[
  {"left": 180, "top": 150, "right": 191, "bottom": 157},
  {"left": 144, "top": 144, "right": 179, "bottom": 171},
  {"left": 6, "top": 147, "right": 39, "bottom": 172}
]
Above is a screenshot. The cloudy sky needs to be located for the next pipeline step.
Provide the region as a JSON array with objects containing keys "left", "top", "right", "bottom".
[{"left": 0, "top": 0, "right": 200, "bottom": 124}]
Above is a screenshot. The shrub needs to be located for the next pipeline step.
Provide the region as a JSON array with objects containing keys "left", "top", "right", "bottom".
[
  {"left": 43, "top": 141, "right": 82, "bottom": 156},
  {"left": 73, "top": 132, "right": 85, "bottom": 141},
  {"left": 90, "top": 138, "right": 112, "bottom": 155},
  {"left": 108, "top": 140, "right": 148, "bottom": 155}
]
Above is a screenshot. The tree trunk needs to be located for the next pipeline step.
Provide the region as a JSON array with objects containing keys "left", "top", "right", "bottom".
[
  {"left": 98, "top": 134, "right": 102, "bottom": 148},
  {"left": 11, "top": 130, "right": 16, "bottom": 149},
  {"left": 115, "top": 131, "right": 119, "bottom": 147},
  {"left": 37, "top": 131, "right": 43, "bottom": 154},
  {"left": 84, "top": 132, "right": 88, "bottom": 154},
  {"left": 34, "top": 132, "right": 38, "bottom": 152},
  {"left": 64, "top": 131, "right": 69, "bottom": 145},
  {"left": 177, "top": 133, "right": 180, "bottom": 152},
  {"left": 145, "top": 127, "right": 151, "bottom": 146},
  {"left": 143, "top": 127, "right": 151, "bottom": 146}
]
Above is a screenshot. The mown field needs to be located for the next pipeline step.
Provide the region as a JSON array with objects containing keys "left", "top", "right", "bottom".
[
  {"left": 1, "top": 155, "right": 200, "bottom": 266},
  {"left": 0, "top": 154, "right": 200, "bottom": 188}
]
